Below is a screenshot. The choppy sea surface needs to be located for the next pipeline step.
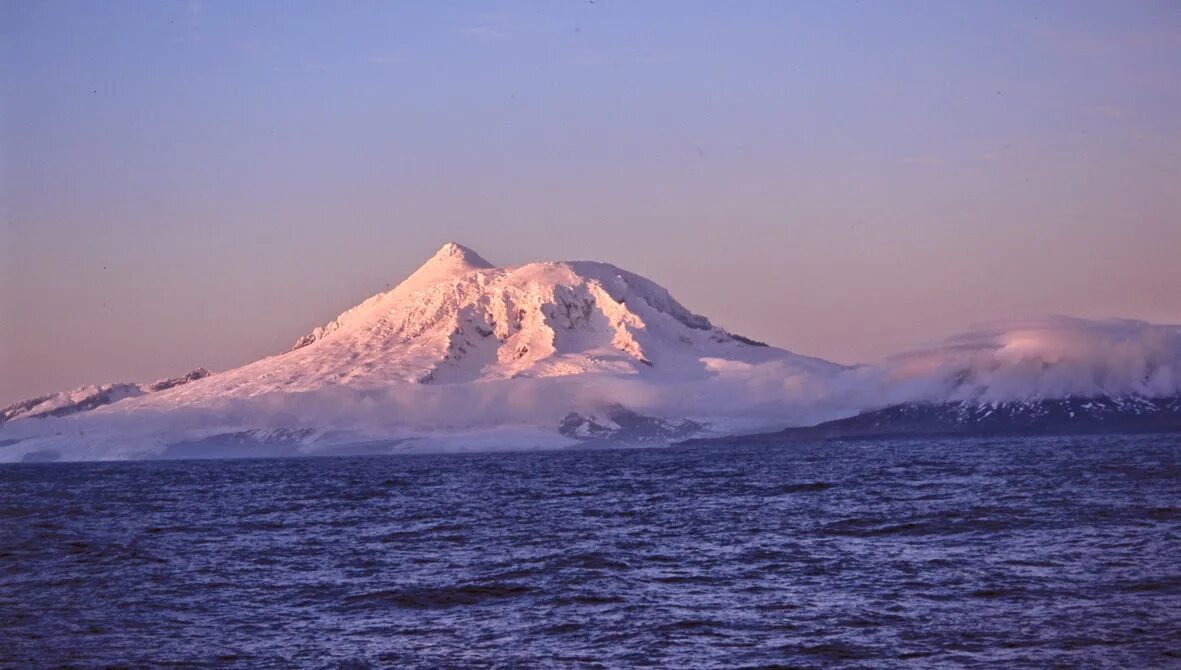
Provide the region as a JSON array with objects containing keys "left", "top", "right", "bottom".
[{"left": 2, "top": 436, "right": 1180, "bottom": 669}]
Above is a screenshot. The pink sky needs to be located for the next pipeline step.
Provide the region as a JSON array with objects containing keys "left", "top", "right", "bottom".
[{"left": 2, "top": 1, "right": 1179, "bottom": 404}]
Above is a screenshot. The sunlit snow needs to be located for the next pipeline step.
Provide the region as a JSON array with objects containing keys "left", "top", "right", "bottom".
[{"left": 2, "top": 245, "right": 1179, "bottom": 462}]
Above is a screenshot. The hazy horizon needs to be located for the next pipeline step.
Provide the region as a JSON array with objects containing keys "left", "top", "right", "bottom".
[{"left": 3, "top": 1, "right": 1180, "bottom": 404}]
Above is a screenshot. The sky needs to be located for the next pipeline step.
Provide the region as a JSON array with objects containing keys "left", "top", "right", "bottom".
[{"left": 1, "top": 1, "right": 1179, "bottom": 404}]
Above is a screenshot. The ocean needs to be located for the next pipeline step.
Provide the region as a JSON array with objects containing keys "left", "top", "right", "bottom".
[{"left": 2, "top": 436, "right": 1179, "bottom": 668}]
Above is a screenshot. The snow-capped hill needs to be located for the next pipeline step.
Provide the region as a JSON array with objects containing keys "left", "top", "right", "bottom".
[
  {"left": 0, "top": 369, "right": 210, "bottom": 424},
  {"left": 145, "top": 243, "right": 835, "bottom": 404}
]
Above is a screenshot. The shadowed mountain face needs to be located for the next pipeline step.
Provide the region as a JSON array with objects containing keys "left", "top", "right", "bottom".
[
  {"left": 682, "top": 395, "right": 1181, "bottom": 445},
  {"left": 559, "top": 404, "right": 705, "bottom": 444}
]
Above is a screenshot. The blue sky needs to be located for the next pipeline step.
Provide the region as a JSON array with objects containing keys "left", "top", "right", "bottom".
[{"left": 2, "top": 1, "right": 1179, "bottom": 402}]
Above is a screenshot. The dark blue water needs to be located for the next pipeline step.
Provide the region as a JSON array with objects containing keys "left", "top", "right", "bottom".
[{"left": 2, "top": 436, "right": 1180, "bottom": 669}]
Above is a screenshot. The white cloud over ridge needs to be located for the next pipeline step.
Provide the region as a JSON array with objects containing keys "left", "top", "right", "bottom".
[{"left": 879, "top": 316, "right": 1181, "bottom": 403}]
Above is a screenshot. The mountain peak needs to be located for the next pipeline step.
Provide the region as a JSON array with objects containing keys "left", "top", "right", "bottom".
[
  {"left": 428, "top": 242, "right": 494, "bottom": 270},
  {"left": 398, "top": 242, "right": 496, "bottom": 292}
]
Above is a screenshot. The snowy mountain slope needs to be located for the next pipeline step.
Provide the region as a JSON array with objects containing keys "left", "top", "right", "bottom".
[
  {"left": 0, "top": 369, "right": 210, "bottom": 424},
  {"left": 0, "top": 243, "right": 844, "bottom": 460}
]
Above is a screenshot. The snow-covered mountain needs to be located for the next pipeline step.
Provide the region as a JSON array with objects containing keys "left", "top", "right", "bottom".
[
  {"left": 5, "top": 246, "right": 1179, "bottom": 462},
  {"left": 151, "top": 242, "right": 836, "bottom": 399},
  {"left": 0, "top": 243, "right": 844, "bottom": 461}
]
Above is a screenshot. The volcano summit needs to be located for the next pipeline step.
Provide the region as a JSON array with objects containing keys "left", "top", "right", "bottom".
[
  {"left": 0, "top": 243, "right": 844, "bottom": 461},
  {"left": 163, "top": 242, "right": 838, "bottom": 396}
]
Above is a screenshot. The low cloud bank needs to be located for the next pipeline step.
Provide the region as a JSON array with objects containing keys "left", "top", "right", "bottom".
[
  {"left": 0, "top": 367, "right": 850, "bottom": 461},
  {"left": 3, "top": 316, "right": 1179, "bottom": 461}
]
